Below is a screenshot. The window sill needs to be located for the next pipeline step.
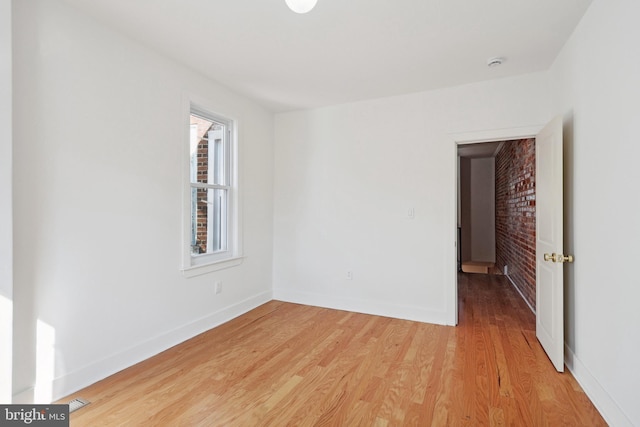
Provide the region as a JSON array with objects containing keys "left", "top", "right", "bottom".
[{"left": 181, "top": 256, "right": 244, "bottom": 278}]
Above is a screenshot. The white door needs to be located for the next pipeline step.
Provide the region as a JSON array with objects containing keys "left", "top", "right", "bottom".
[{"left": 536, "top": 115, "right": 570, "bottom": 372}]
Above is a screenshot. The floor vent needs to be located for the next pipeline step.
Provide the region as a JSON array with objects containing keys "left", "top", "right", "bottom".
[{"left": 68, "top": 398, "right": 90, "bottom": 413}]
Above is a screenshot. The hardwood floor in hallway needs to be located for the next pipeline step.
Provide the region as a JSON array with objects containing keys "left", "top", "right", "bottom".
[{"left": 61, "top": 273, "right": 606, "bottom": 426}]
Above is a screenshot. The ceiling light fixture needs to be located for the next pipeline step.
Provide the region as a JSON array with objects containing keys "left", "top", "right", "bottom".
[
  {"left": 285, "top": 0, "right": 318, "bottom": 14},
  {"left": 487, "top": 57, "right": 504, "bottom": 68}
]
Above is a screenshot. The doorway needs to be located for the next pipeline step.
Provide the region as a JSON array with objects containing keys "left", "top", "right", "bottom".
[
  {"left": 452, "top": 118, "right": 566, "bottom": 371},
  {"left": 456, "top": 137, "right": 538, "bottom": 313}
]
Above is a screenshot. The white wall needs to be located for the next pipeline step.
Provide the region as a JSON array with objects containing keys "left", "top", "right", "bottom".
[
  {"left": 12, "top": 0, "right": 274, "bottom": 402},
  {"left": 0, "top": 0, "right": 13, "bottom": 404},
  {"left": 273, "top": 73, "right": 550, "bottom": 326},
  {"left": 549, "top": 0, "right": 640, "bottom": 425},
  {"left": 469, "top": 157, "right": 495, "bottom": 262}
]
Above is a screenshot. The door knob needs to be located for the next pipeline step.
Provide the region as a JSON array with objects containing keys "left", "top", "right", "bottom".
[
  {"left": 557, "top": 254, "right": 574, "bottom": 263},
  {"left": 544, "top": 253, "right": 574, "bottom": 263}
]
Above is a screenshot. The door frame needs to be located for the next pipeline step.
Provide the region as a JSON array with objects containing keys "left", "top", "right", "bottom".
[{"left": 450, "top": 125, "right": 543, "bottom": 325}]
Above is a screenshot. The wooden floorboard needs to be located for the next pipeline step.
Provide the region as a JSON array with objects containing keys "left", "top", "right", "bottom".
[{"left": 60, "top": 274, "right": 607, "bottom": 426}]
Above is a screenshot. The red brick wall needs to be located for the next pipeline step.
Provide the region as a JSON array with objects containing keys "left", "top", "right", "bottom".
[
  {"left": 195, "top": 135, "right": 209, "bottom": 254},
  {"left": 191, "top": 116, "right": 213, "bottom": 254},
  {"left": 495, "top": 138, "right": 536, "bottom": 310}
]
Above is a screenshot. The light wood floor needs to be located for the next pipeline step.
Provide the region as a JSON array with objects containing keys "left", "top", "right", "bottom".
[{"left": 61, "top": 274, "right": 606, "bottom": 426}]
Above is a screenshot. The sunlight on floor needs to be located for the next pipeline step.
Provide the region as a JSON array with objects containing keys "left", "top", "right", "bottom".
[
  {"left": 34, "top": 319, "right": 56, "bottom": 403},
  {"left": 0, "top": 293, "right": 12, "bottom": 402}
]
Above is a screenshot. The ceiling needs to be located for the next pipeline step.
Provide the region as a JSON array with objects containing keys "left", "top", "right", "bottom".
[
  {"left": 458, "top": 141, "right": 504, "bottom": 159},
  {"left": 61, "top": 0, "right": 593, "bottom": 112}
]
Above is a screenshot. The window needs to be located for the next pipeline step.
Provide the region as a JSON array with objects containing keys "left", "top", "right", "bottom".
[{"left": 183, "top": 104, "right": 241, "bottom": 276}]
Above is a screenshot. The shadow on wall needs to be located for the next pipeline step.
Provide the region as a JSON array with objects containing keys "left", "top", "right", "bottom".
[{"left": 562, "top": 111, "right": 576, "bottom": 351}]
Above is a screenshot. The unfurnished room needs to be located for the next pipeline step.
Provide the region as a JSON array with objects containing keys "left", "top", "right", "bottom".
[{"left": 1, "top": 0, "right": 639, "bottom": 425}]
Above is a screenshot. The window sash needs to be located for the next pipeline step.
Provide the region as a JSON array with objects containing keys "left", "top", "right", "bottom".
[
  {"left": 189, "top": 118, "right": 230, "bottom": 187},
  {"left": 185, "top": 104, "right": 236, "bottom": 269},
  {"left": 190, "top": 186, "right": 229, "bottom": 256}
]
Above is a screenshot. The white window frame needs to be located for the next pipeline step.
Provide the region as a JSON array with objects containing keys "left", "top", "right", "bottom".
[{"left": 181, "top": 99, "right": 243, "bottom": 277}]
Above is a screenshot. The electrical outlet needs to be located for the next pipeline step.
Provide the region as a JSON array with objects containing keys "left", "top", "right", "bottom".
[
  {"left": 214, "top": 281, "right": 222, "bottom": 294},
  {"left": 346, "top": 271, "right": 353, "bottom": 280}
]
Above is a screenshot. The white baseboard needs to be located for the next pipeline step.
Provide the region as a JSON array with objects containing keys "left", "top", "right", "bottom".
[
  {"left": 273, "top": 288, "right": 451, "bottom": 326},
  {"left": 564, "top": 344, "right": 633, "bottom": 427},
  {"left": 13, "top": 291, "right": 272, "bottom": 404},
  {"left": 504, "top": 274, "right": 535, "bottom": 314},
  {"left": 502, "top": 275, "right": 632, "bottom": 425}
]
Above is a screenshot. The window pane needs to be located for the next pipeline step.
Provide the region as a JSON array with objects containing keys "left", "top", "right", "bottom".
[
  {"left": 209, "top": 129, "right": 227, "bottom": 186},
  {"left": 190, "top": 114, "right": 227, "bottom": 185},
  {"left": 191, "top": 187, "right": 228, "bottom": 255}
]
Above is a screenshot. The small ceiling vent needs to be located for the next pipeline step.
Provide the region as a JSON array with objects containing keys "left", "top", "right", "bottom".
[{"left": 487, "top": 57, "right": 504, "bottom": 67}]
